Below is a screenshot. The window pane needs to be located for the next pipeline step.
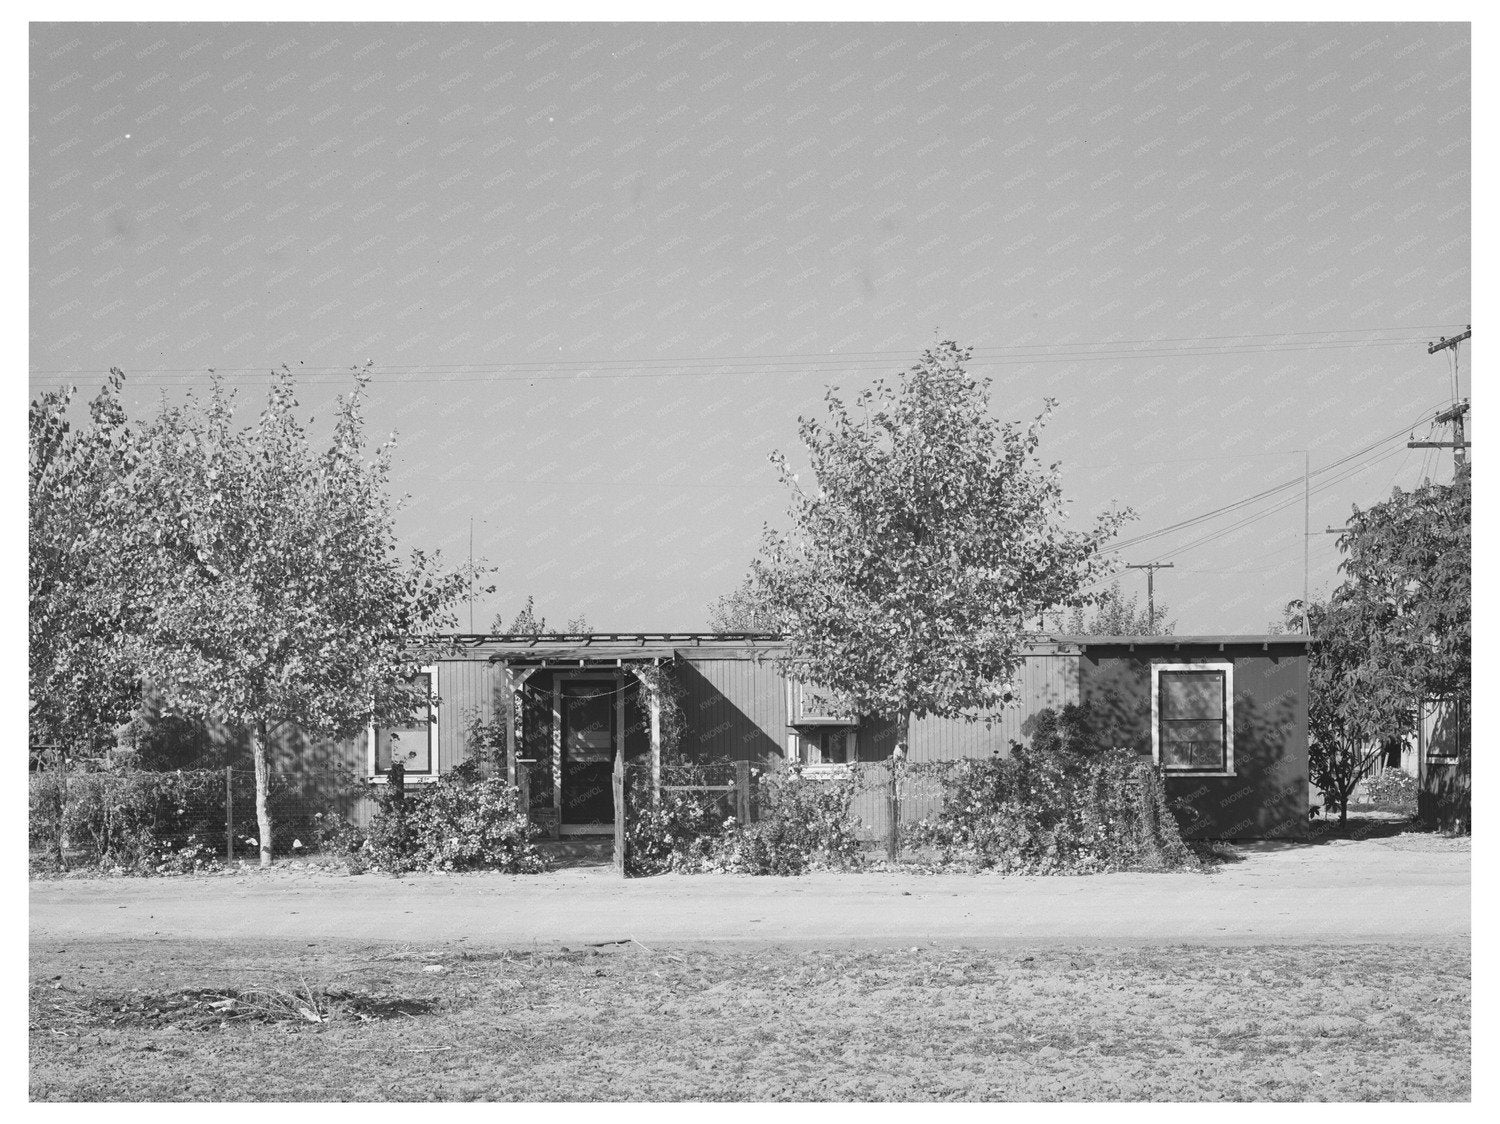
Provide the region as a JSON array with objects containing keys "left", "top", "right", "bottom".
[
  {"left": 377, "top": 672, "right": 433, "bottom": 774},
  {"left": 1161, "top": 719, "right": 1225, "bottom": 770},
  {"left": 1161, "top": 671, "right": 1224, "bottom": 720}
]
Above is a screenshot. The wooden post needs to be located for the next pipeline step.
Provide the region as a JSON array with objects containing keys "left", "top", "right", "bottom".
[
  {"left": 735, "top": 759, "right": 752, "bottom": 824},
  {"left": 613, "top": 754, "right": 627, "bottom": 876},
  {"left": 517, "top": 764, "right": 531, "bottom": 824},
  {"left": 885, "top": 756, "right": 901, "bottom": 862},
  {"left": 504, "top": 666, "right": 518, "bottom": 786},
  {"left": 225, "top": 766, "right": 234, "bottom": 863},
  {"left": 648, "top": 673, "right": 662, "bottom": 803}
]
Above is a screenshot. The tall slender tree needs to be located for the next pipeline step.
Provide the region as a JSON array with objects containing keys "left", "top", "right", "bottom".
[
  {"left": 753, "top": 341, "right": 1130, "bottom": 745},
  {"left": 132, "top": 368, "right": 480, "bottom": 865}
]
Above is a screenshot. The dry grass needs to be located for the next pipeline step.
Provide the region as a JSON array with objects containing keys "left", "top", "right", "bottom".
[{"left": 30, "top": 938, "right": 1468, "bottom": 1101}]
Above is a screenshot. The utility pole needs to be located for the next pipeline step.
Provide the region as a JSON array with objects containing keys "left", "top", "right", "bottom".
[
  {"left": 1303, "top": 450, "right": 1310, "bottom": 633},
  {"left": 1125, "top": 562, "right": 1174, "bottom": 633},
  {"left": 468, "top": 516, "right": 475, "bottom": 633},
  {"left": 1412, "top": 327, "right": 1472, "bottom": 479}
]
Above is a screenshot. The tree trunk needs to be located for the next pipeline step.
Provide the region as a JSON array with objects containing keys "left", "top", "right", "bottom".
[
  {"left": 1338, "top": 792, "right": 1349, "bottom": 827},
  {"left": 886, "top": 710, "right": 911, "bottom": 862},
  {"left": 251, "top": 720, "right": 274, "bottom": 868}
]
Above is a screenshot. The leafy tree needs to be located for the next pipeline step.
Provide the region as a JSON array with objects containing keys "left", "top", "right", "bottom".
[
  {"left": 29, "top": 370, "right": 148, "bottom": 758},
  {"left": 1063, "top": 580, "right": 1175, "bottom": 635},
  {"left": 1338, "top": 465, "right": 1470, "bottom": 704},
  {"left": 707, "top": 573, "right": 780, "bottom": 632},
  {"left": 489, "top": 596, "right": 589, "bottom": 634},
  {"left": 1292, "top": 594, "right": 1414, "bottom": 825},
  {"left": 131, "top": 368, "right": 480, "bottom": 866},
  {"left": 753, "top": 341, "right": 1130, "bottom": 745}
]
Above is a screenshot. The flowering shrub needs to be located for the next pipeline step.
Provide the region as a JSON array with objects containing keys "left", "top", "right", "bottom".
[
  {"left": 623, "top": 761, "right": 863, "bottom": 877},
  {"left": 907, "top": 745, "right": 1196, "bottom": 874},
  {"left": 1357, "top": 768, "right": 1418, "bottom": 815},
  {"left": 722, "top": 764, "right": 863, "bottom": 875},
  {"left": 623, "top": 763, "right": 736, "bottom": 876},
  {"left": 363, "top": 762, "right": 544, "bottom": 874}
]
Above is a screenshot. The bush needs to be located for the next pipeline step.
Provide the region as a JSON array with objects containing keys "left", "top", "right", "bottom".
[
  {"left": 722, "top": 764, "right": 863, "bottom": 875},
  {"left": 28, "top": 768, "right": 229, "bottom": 875},
  {"left": 1358, "top": 768, "right": 1418, "bottom": 815},
  {"left": 907, "top": 745, "right": 1197, "bottom": 874},
  {"left": 623, "top": 761, "right": 863, "bottom": 877},
  {"left": 623, "top": 762, "right": 736, "bottom": 876},
  {"left": 364, "top": 762, "right": 544, "bottom": 874}
]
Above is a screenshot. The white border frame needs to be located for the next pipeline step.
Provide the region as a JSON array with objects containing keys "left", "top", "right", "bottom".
[
  {"left": 367, "top": 664, "right": 440, "bottom": 783},
  {"left": 1150, "top": 660, "right": 1235, "bottom": 778}
]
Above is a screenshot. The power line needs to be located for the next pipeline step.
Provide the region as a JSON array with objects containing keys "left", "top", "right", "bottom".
[
  {"left": 27, "top": 321, "right": 1467, "bottom": 377},
  {"left": 1105, "top": 407, "right": 1441, "bottom": 556},
  {"left": 28, "top": 330, "right": 1463, "bottom": 385},
  {"left": 1137, "top": 444, "right": 1408, "bottom": 565}
]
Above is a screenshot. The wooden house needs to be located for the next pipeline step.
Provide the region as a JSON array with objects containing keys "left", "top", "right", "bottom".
[{"left": 212, "top": 632, "right": 1308, "bottom": 842}]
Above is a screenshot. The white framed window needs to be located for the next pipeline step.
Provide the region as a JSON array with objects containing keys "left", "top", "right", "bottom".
[
  {"left": 368, "top": 666, "right": 438, "bottom": 782},
  {"left": 1151, "top": 661, "right": 1234, "bottom": 777},
  {"left": 793, "top": 727, "right": 854, "bottom": 767}
]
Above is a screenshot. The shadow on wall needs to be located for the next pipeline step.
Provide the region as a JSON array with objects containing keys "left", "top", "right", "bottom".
[
  {"left": 674, "top": 658, "right": 785, "bottom": 766},
  {"left": 126, "top": 690, "right": 367, "bottom": 820},
  {"left": 1077, "top": 653, "right": 1308, "bottom": 840}
]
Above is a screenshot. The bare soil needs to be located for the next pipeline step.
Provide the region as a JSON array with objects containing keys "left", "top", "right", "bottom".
[
  {"left": 29, "top": 939, "right": 1468, "bottom": 1101},
  {"left": 29, "top": 827, "right": 1470, "bottom": 1101},
  {"left": 30, "top": 827, "right": 1470, "bottom": 949}
]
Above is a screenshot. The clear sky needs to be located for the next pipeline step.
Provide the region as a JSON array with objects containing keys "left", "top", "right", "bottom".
[{"left": 29, "top": 21, "right": 1471, "bottom": 633}]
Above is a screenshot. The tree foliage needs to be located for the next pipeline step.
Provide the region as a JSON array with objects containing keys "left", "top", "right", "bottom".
[
  {"left": 706, "top": 573, "right": 780, "bottom": 633},
  {"left": 1337, "top": 465, "right": 1470, "bottom": 703},
  {"left": 29, "top": 370, "right": 148, "bottom": 756},
  {"left": 1294, "top": 594, "right": 1414, "bottom": 825},
  {"left": 1063, "top": 580, "right": 1175, "bottom": 636},
  {"left": 129, "top": 368, "right": 480, "bottom": 864},
  {"left": 489, "top": 595, "right": 588, "bottom": 634},
  {"left": 753, "top": 341, "right": 1129, "bottom": 731}
]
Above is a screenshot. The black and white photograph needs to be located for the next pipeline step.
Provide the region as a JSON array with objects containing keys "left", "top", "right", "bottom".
[{"left": 24, "top": 10, "right": 1473, "bottom": 1104}]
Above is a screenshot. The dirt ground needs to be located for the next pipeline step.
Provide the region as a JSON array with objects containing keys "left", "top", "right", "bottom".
[
  {"left": 29, "top": 939, "right": 1469, "bottom": 1101},
  {"left": 30, "top": 832, "right": 1470, "bottom": 949},
  {"left": 30, "top": 830, "right": 1470, "bottom": 1101}
]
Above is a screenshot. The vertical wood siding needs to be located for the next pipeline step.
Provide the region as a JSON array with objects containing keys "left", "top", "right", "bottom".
[
  {"left": 854, "top": 654, "right": 1080, "bottom": 762},
  {"left": 433, "top": 658, "right": 504, "bottom": 774},
  {"left": 848, "top": 654, "right": 1080, "bottom": 836},
  {"left": 677, "top": 656, "right": 789, "bottom": 763}
]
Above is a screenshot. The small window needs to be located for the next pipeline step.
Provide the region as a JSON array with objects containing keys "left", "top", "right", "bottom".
[
  {"left": 372, "top": 669, "right": 435, "bottom": 777},
  {"left": 798, "top": 727, "right": 853, "bottom": 766},
  {"left": 1152, "top": 662, "right": 1234, "bottom": 776}
]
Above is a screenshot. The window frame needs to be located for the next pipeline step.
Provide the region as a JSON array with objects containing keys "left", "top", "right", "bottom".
[
  {"left": 792, "top": 726, "right": 854, "bottom": 767},
  {"left": 1150, "top": 660, "right": 1235, "bottom": 777},
  {"left": 368, "top": 665, "right": 440, "bottom": 783}
]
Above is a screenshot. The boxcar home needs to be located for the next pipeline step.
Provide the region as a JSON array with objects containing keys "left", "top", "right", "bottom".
[{"left": 169, "top": 632, "right": 1311, "bottom": 841}]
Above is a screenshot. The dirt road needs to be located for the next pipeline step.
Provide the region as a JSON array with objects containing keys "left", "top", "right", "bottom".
[{"left": 30, "top": 836, "right": 1469, "bottom": 949}]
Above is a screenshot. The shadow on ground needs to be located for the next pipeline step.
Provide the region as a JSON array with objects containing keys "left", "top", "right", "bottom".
[{"left": 538, "top": 839, "right": 614, "bottom": 871}]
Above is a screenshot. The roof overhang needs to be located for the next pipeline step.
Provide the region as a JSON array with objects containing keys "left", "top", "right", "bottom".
[{"left": 487, "top": 645, "right": 678, "bottom": 666}]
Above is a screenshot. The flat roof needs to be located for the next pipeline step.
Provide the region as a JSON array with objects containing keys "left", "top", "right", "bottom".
[
  {"left": 1053, "top": 634, "right": 1312, "bottom": 647},
  {"left": 420, "top": 631, "right": 1311, "bottom": 661}
]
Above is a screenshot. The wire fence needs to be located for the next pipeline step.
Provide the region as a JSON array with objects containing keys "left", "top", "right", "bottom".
[{"left": 29, "top": 765, "right": 363, "bottom": 871}]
